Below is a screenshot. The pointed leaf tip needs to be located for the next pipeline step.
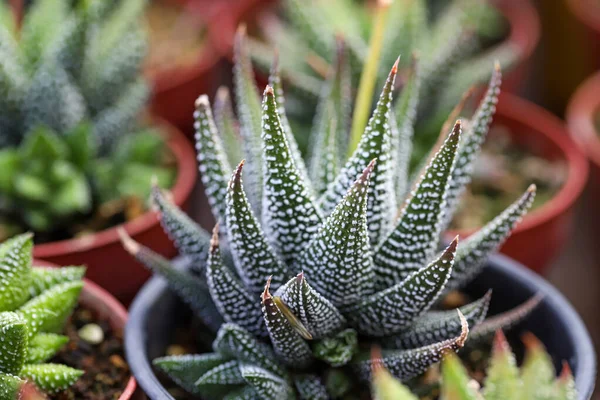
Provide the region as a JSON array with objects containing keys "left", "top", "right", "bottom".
[
  {"left": 456, "top": 310, "right": 469, "bottom": 348},
  {"left": 195, "top": 94, "right": 209, "bottom": 109},
  {"left": 210, "top": 224, "right": 220, "bottom": 252},
  {"left": 233, "top": 160, "right": 246, "bottom": 182},
  {"left": 392, "top": 57, "right": 400, "bottom": 74},
  {"left": 264, "top": 85, "right": 274, "bottom": 96},
  {"left": 118, "top": 228, "right": 140, "bottom": 255},
  {"left": 560, "top": 361, "right": 573, "bottom": 381},
  {"left": 492, "top": 329, "right": 511, "bottom": 354},
  {"left": 261, "top": 276, "right": 273, "bottom": 302},
  {"left": 521, "top": 331, "right": 544, "bottom": 352},
  {"left": 527, "top": 183, "right": 537, "bottom": 193},
  {"left": 236, "top": 23, "right": 247, "bottom": 37}
]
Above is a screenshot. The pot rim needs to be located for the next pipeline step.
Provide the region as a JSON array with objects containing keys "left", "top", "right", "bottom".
[
  {"left": 125, "top": 255, "right": 596, "bottom": 400},
  {"left": 449, "top": 93, "right": 589, "bottom": 238},
  {"left": 494, "top": 0, "right": 540, "bottom": 69},
  {"left": 33, "top": 259, "right": 137, "bottom": 400},
  {"left": 32, "top": 117, "right": 197, "bottom": 259},
  {"left": 567, "top": 0, "right": 600, "bottom": 36},
  {"left": 566, "top": 71, "right": 600, "bottom": 169}
]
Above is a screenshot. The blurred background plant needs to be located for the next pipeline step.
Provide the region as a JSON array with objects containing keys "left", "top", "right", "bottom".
[{"left": 0, "top": 0, "right": 176, "bottom": 243}]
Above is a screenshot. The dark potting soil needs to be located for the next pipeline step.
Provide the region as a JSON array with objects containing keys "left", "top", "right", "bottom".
[{"left": 49, "top": 306, "right": 130, "bottom": 400}]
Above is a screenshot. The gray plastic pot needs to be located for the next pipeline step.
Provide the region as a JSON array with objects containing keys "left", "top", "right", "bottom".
[{"left": 125, "top": 255, "right": 596, "bottom": 399}]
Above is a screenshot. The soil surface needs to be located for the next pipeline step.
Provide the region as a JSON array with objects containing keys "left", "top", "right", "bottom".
[{"left": 50, "top": 306, "right": 130, "bottom": 400}]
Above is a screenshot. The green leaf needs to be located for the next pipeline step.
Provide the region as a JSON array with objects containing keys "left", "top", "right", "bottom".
[
  {"left": 261, "top": 278, "right": 313, "bottom": 368},
  {"left": 260, "top": 85, "right": 322, "bottom": 266},
  {"left": 213, "top": 87, "right": 243, "bottom": 168},
  {"left": 520, "top": 334, "right": 556, "bottom": 400},
  {"left": 20, "top": 363, "right": 83, "bottom": 394},
  {"left": 294, "top": 374, "right": 328, "bottom": 400},
  {"left": 196, "top": 360, "right": 244, "bottom": 395},
  {"left": 312, "top": 328, "right": 357, "bottom": 367},
  {"left": 17, "top": 281, "right": 83, "bottom": 338},
  {"left": 233, "top": 28, "right": 263, "bottom": 216},
  {"left": 0, "top": 233, "right": 33, "bottom": 311},
  {"left": 194, "top": 94, "right": 232, "bottom": 227},
  {"left": 206, "top": 228, "right": 265, "bottom": 337},
  {"left": 240, "top": 364, "right": 296, "bottom": 400},
  {"left": 151, "top": 185, "right": 211, "bottom": 266},
  {"left": 223, "top": 386, "right": 259, "bottom": 400},
  {"left": 371, "top": 350, "right": 419, "bottom": 400},
  {"left": 440, "top": 352, "right": 479, "bottom": 400},
  {"left": 26, "top": 333, "right": 69, "bottom": 364},
  {"left": 483, "top": 330, "right": 520, "bottom": 400},
  {"left": 447, "top": 185, "right": 536, "bottom": 291},
  {"left": 321, "top": 62, "right": 399, "bottom": 246},
  {"left": 0, "top": 150, "right": 20, "bottom": 192},
  {"left": 346, "top": 238, "right": 457, "bottom": 337},
  {"left": 153, "top": 353, "right": 229, "bottom": 396},
  {"left": 380, "top": 290, "right": 491, "bottom": 349},
  {"left": 120, "top": 231, "right": 223, "bottom": 332},
  {"left": 213, "top": 323, "right": 286, "bottom": 377},
  {"left": 353, "top": 311, "right": 468, "bottom": 382},
  {"left": 297, "top": 161, "right": 375, "bottom": 307},
  {"left": 374, "top": 121, "right": 461, "bottom": 289},
  {"left": 0, "top": 373, "right": 23, "bottom": 399},
  {"left": 225, "top": 161, "right": 289, "bottom": 294},
  {"left": 283, "top": 0, "right": 334, "bottom": 59},
  {"left": 29, "top": 266, "right": 85, "bottom": 298},
  {"left": 555, "top": 363, "right": 577, "bottom": 400},
  {"left": 64, "top": 123, "right": 94, "bottom": 170},
  {"left": 0, "top": 312, "right": 28, "bottom": 375}
]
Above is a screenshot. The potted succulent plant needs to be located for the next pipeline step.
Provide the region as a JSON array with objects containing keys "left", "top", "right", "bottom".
[
  {"left": 121, "top": 36, "right": 595, "bottom": 399},
  {"left": 0, "top": 0, "right": 197, "bottom": 302},
  {"left": 0, "top": 234, "right": 138, "bottom": 399}
]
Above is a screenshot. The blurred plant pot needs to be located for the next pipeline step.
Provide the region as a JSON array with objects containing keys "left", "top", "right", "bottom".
[
  {"left": 34, "top": 259, "right": 140, "bottom": 400},
  {"left": 124, "top": 255, "right": 596, "bottom": 400},
  {"left": 566, "top": 72, "right": 600, "bottom": 212},
  {"left": 33, "top": 120, "right": 197, "bottom": 304},
  {"left": 447, "top": 93, "right": 588, "bottom": 273},
  {"left": 566, "top": 0, "right": 600, "bottom": 68}
]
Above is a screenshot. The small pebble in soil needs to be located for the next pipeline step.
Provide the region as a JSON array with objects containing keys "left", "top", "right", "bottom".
[{"left": 78, "top": 323, "right": 104, "bottom": 345}]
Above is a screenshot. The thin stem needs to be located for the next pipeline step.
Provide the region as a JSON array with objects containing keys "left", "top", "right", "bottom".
[{"left": 347, "top": 0, "right": 391, "bottom": 157}]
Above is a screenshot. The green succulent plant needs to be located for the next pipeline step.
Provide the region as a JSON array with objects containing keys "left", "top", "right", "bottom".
[
  {"left": 121, "top": 31, "right": 542, "bottom": 400},
  {"left": 0, "top": 233, "right": 86, "bottom": 397},
  {"left": 0, "top": 0, "right": 176, "bottom": 241},
  {"left": 372, "top": 331, "right": 577, "bottom": 400}
]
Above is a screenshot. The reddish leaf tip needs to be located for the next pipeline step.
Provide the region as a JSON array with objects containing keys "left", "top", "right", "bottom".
[
  {"left": 264, "top": 85, "right": 275, "bottom": 96},
  {"left": 210, "top": 223, "right": 220, "bottom": 252},
  {"left": 261, "top": 276, "right": 273, "bottom": 302},
  {"left": 492, "top": 329, "right": 511, "bottom": 354},
  {"left": 559, "top": 361, "right": 573, "bottom": 381},
  {"left": 521, "top": 331, "right": 545, "bottom": 352},
  {"left": 456, "top": 310, "right": 469, "bottom": 348}
]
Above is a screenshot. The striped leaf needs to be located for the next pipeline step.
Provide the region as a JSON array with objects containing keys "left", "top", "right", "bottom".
[
  {"left": 374, "top": 121, "right": 461, "bottom": 289},
  {"left": 312, "top": 328, "right": 358, "bottom": 367},
  {"left": 153, "top": 353, "right": 230, "bottom": 396},
  {"left": 294, "top": 374, "right": 328, "bottom": 400},
  {"left": 29, "top": 266, "right": 86, "bottom": 298},
  {"left": 0, "top": 234, "right": 33, "bottom": 312},
  {"left": 261, "top": 86, "right": 322, "bottom": 266},
  {"left": 0, "top": 312, "right": 28, "bottom": 375},
  {"left": 274, "top": 272, "right": 346, "bottom": 339},
  {"left": 20, "top": 363, "right": 83, "bottom": 394},
  {"left": 225, "top": 161, "right": 289, "bottom": 294},
  {"left": 297, "top": 160, "right": 375, "bottom": 307},
  {"left": 213, "top": 87, "right": 243, "bottom": 168},
  {"left": 240, "top": 364, "right": 296, "bottom": 400},
  {"left": 261, "top": 278, "right": 313, "bottom": 368},
  {"left": 345, "top": 238, "right": 457, "bottom": 336}
]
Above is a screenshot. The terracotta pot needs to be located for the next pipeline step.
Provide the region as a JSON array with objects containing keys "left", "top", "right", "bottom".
[
  {"left": 448, "top": 93, "right": 589, "bottom": 273},
  {"left": 125, "top": 256, "right": 596, "bottom": 400},
  {"left": 33, "top": 119, "right": 197, "bottom": 304},
  {"left": 33, "top": 259, "right": 139, "bottom": 400}
]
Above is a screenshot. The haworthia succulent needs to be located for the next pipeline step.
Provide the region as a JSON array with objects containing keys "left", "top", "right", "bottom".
[
  {"left": 320, "top": 61, "right": 399, "bottom": 247},
  {"left": 284, "top": 0, "right": 333, "bottom": 59},
  {"left": 483, "top": 330, "right": 520, "bottom": 400},
  {"left": 370, "top": 347, "right": 419, "bottom": 400},
  {"left": 225, "top": 161, "right": 289, "bottom": 293},
  {"left": 0, "top": 312, "right": 28, "bottom": 375},
  {"left": 261, "top": 277, "right": 313, "bottom": 368},
  {"left": 119, "top": 230, "right": 223, "bottom": 332},
  {"left": 294, "top": 374, "right": 328, "bottom": 400},
  {"left": 234, "top": 27, "right": 263, "bottom": 216},
  {"left": 212, "top": 323, "right": 286, "bottom": 377},
  {"left": 29, "top": 266, "right": 86, "bottom": 298},
  {"left": 380, "top": 290, "right": 491, "bottom": 350},
  {"left": 0, "top": 373, "right": 23, "bottom": 400},
  {"left": 213, "top": 87, "right": 243, "bottom": 168},
  {"left": 153, "top": 353, "right": 230, "bottom": 396},
  {"left": 194, "top": 94, "right": 232, "bottom": 227},
  {"left": 312, "top": 328, "right": 358, "bottom": 367},
  {"left": 345, "top": 238, "right": 457, "bottom": 336},
  {"left": 0, "top": 234, "right": 33, "bottom": 311},
  {"left": 261, "top": 86, "right": 322, "bottom": 266},
  {"left": 25, "top": 333, "right": 69, "bottom": 364},
  {"left": 196, "top": 360, "right": 245, "bottom": 386},
  {"left": 374, "top": 122, "right": 461, "bottom": 289},
  {"left": 275, "top": 272, "right": 346, "bottom": 339},
  {"left": 447, "top": 185, "right": 536, "bottom": 291},
  {"left": 297, "top": 160, "right": 375, "bottom": 307},
  {"left": 353, "top": 311, "right": 468, "bottom": 381},
  {"left": 206, "top": 227, "right": 265, "bottom": 337},
  {"left": 240, "top": 364, "right": 296, "bottom": 400},
  {"left": 439, "top": 351, "right": 480, "bottom": 400},
  {"left": 151, "top": 185, "right": 211, "bottom": 266},
  {"left": 223, "top": 385, "right": 259, "bottom": 400},
  {"left": 20, "top": 363, "right": 83, "bottom": 394}
]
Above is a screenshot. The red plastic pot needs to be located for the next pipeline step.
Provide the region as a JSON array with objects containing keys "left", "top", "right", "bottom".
[
  {"left": 33, "top": 119, "right": 197, "bottom": 304},
  {"left": 448, "top": 93, "right": 589, "bottom": 273},
  {"left": 567, "top": 72, "right": 600, "bottom": 199},
  {"left": 33, "top": 259, "right": 139, "bottom": 400}
]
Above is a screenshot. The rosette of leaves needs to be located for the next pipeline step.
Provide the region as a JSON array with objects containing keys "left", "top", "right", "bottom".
[
  {"left": 0, "top": 234, "right": 86, "bottom": 397},
  {"left": 0, "top": 0, "right": 176, "bottom": 240},
  {"left": 121, "top": 36, "right": 541, "bottom": 400},
  {"left": 249, "top": 0, "right": 516, "bottom": 138},
  {"left": 371, "top": 331, "right": 577, "bottom": 400}
]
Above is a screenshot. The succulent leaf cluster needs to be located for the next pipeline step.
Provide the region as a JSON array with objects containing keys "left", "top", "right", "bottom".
[
  {"left": 0, "top": 234, "right": 85, "bottom": 397},
  {"left": 372, "top": 331, "right": 577, "bottom": 400},
  {"left": 0, "top": 0, "right": 176, "bottom": 239},
  {"left": 123, "top": 32, "right": 540, "bottom": 400}
]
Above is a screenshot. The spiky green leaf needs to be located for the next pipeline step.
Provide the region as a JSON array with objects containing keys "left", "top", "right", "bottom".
[
  {"left": 240, "top": 364, "right": 296, "bottom": 400},
  {"left": 153, "top": 353, "right": 229, "bottom": 396},
  {"left": 371, "top": 350, "right": 419, "bottom": 400},
  {"left": 196, "top": 360, "right": 245, "bottom": 388},
  {"left": 0, "top": 234, "right": 33, "bottom": 311},
  {"left": 294, "top": 374, "right": 328, "bottom": 400},
  {"left": 26, "top": 333, "right": 69, "bottom": 364},
  {"left": 29, "top": 266, "right": 86, "bottom": 298},
  {"left": 20, "top": 363, "right": 83, "bottom": 394},
  {"left": 0, "top": 373, "right": 23, "bottom": 399},
  {"left": 346, "top": 239, "right": 457, "bottom": 336},
  {"left": 520, "top": 334, "right": 556, "bottom": 400},
  {"left": 374, "top": 122, "right": 461, "bottom": 289},
  {"left": 483, "top": 330, "right": 520, "bottom": 400},
  {"left": 261, "top": 86, "right": 322, "bottom": 266},
  {"left": 0, "top": 312, "right": 28, "bottom": 375},
  {"left": 214, "top": 87, "right": 243, "bottom": 168},
  {"left": 440, "top": 352, "right": 479, "bottom": 400},
  {"left": 275, "top": 272, "right": 346, "bottom": 339}
]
